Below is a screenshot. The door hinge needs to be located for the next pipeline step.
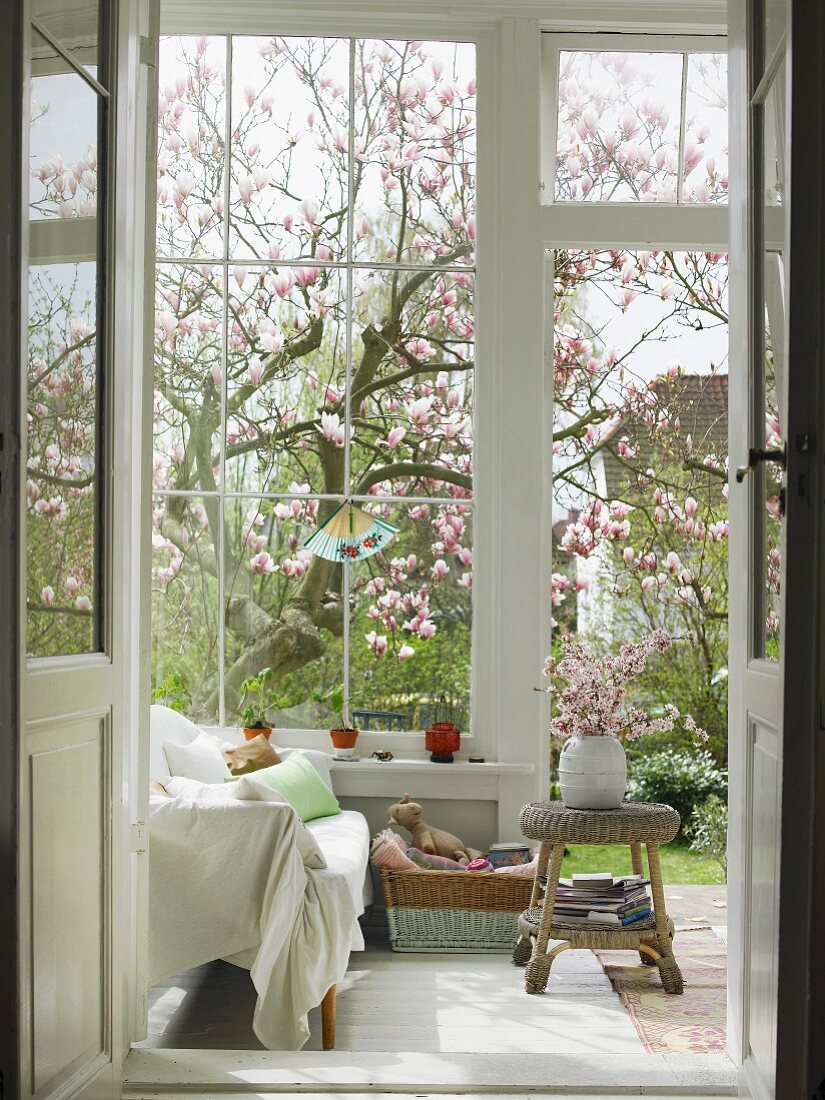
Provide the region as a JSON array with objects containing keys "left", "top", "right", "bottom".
[{"left": 130, "top": 820, "right": 147, "bottom": 854}]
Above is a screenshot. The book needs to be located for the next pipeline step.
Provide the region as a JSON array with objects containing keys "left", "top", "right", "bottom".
[{"left": 551, "top": 907, "right": 652, "bottom": 927}]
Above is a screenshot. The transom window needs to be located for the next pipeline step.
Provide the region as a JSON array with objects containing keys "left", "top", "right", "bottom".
[
  {"left": 151, "top": 35, "right": 476, "bottom": 730},
  {"left": 543, "top": 37, "right": 728, "bottom": 206}
]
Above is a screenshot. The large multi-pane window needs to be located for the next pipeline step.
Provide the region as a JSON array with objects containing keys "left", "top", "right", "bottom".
[{"left": 152, "top": 36, "right": 476, "bottom": 729}]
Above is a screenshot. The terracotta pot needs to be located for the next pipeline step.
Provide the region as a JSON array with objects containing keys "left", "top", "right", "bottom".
[
  {"left": 330, "top": 727, "right": 359, "bottom": 751},
  {"left": 244, "top": 726, "right": 272, "bottom": 742}
]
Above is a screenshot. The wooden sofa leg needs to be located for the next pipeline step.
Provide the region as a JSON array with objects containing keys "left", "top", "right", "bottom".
[{"left": 321, "top": 985, "right": 336, "bottom": 1050}]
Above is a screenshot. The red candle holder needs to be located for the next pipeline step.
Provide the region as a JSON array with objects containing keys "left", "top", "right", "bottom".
[{"left": 425, "top": 722, "right": 461, "bottom": 763}]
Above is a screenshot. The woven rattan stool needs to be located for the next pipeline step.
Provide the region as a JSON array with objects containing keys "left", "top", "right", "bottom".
[{"left": 512, "top": 801, "right": 683, "bottom": 995}]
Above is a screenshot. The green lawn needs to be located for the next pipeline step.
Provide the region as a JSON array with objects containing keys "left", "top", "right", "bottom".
[{"left": 560, "top": 841, "right": 726, "bottom": 886}]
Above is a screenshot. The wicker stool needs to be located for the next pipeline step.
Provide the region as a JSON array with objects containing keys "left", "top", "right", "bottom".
[{"left": 512, "top": 801, "right": 684, "bottom": 995}]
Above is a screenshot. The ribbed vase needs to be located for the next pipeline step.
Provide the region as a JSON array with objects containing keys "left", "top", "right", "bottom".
[{"left": 558, "top": 734, "right": 627, "bottom": 809}]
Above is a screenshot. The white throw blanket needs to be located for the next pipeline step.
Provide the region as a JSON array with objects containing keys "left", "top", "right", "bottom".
[{"left": 148, "top": 794, "right": 362, "bottom": 1049}]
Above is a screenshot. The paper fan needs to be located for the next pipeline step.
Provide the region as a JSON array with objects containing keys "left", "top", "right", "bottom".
[{"left": 303, "top": 500, "right": 398, "bottom": 563}]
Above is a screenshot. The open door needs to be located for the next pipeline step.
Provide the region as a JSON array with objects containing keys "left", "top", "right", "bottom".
[
  {"left": 728, "top": 0, "right": 825, "bottom": 1095},
  {"left": 11, "top": 1, "right": 155, "bottom": 1097}
]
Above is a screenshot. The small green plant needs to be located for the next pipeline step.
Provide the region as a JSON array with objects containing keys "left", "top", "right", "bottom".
[
  {"left": 238, "top": 667, "right": 287, "bottom": 729},
  {"left": 626, "top": 748, "right": 727, "bottom": 835},
  {"left": 688, "top": 794, "right": 728, "bottom": 875},
  {"left": 312, "top": 682, "right": 360, "bottom": 731},
  {"left": 152, "top": 673, "right": 192, "bottom": 714}
]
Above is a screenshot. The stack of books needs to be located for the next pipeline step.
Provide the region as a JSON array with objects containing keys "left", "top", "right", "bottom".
[{"left": 548, "top": 872, "right": 652, "bottom": 927}]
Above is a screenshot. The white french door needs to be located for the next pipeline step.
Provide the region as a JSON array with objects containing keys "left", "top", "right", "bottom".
[
  {"left": 728, "top": 0, "right": 824, "bottom": 1094},
  {"left": 15, "top": 1, "right": 154, "bottom": 1097}
]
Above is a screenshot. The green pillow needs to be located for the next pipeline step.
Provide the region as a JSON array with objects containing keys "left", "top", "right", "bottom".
[{"left": 249, "top": 753, "right": 341, "bottom": 822}]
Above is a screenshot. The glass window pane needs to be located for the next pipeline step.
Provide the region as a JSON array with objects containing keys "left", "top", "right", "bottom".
[
  {"left": 27, "top": 32, "right": 102, "bottom": 657},
  {"left": 555, "top": 51, "right": 683, "bottom": 202},
  {"left": 29, "top": 38, "right": 100, "bottom": 222},
  {"left": 552, "top": 249, "right": 729, "bottom": 749},
  {"left": 32, "top": 0, "right": 102, "bottom": 83},
  {"left": 153, "top": 263, "right": 224, "bottom": 493},
  {"left": 353, "top": 40, "right": 476, "bottom": 265},
  {"left": 349, "top": 503, "right": 473, "bottom": 732},
  {"left": 350, "top": 267, "right": 474, "bottom": 497},
  {"left": 229, "top": 37, "right": 349, "bottom": 262},
  {"left": 157, "top": 36, "right": 226, "bottom": 258},
  {"left": 223, "top": 497, "right": 344, "bottom": 725},
  {"left": 758, "top": 66, "right": 786, "bottom": 661},
  {"left": 224, "top": 265, "right": 346, "bottom": 496},
  {"left": 682, "top": 53, "right": 728, "bottom": 204},
  {"left": 152, "top": 494, "right": 220, "bottom": 722}
]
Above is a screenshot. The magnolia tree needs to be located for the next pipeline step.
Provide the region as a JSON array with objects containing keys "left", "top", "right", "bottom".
[{"left": 151, "top": 36, "right": 476, "bottom": 720}]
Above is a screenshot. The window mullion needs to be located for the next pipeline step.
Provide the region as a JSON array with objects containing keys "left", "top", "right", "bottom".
[
  {"left": 341, "top": 37, "right": 358, "bottom": 722},
  {"left": 217, "top": 34, "right": 233, "bottom": 726},
  {"left": 677, "top": 52, "right": 689, "bottom": 205}
]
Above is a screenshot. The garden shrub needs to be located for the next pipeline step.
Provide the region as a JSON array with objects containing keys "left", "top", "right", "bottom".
[
  {"left": 626, "top": 748, "right": 727, "bottom": 835},
  {"left": 688, "top": 793, "right": 728, "bottom": 874}
]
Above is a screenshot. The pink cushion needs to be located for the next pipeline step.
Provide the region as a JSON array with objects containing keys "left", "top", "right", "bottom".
[{"left": 369, "top": 828, "right": 422, "bottom": 872}]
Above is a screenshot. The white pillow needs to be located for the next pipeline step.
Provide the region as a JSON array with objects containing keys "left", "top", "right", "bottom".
[
  {"left": 274, "top": 747, "right": 334, "bottom": 791},
  {"left": 235, "top": 775, "right": 327, "bottom": 869},
  {"left": 163, "top": 731, "right": 231, "bottom": 784},
  {"left": 165, "top": 776, "right": 238, "bottom": 802}
]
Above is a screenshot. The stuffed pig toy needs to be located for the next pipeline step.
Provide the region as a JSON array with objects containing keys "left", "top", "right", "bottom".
[{"left": 387, "top": 793, "right": 483, "bottom": 866}]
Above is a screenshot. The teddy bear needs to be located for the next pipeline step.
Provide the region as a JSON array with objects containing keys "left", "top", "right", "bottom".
[{"left": 387, "top": 793, "right": 483, "bottom": 866}]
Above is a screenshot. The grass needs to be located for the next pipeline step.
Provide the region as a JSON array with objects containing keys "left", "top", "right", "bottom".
[{"left": 560, "top": 840, "right": 726, "bottom": 886}]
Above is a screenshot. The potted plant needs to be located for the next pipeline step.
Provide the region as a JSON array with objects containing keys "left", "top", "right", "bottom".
[
  {"left": 313, "top": 683, "right": 360, "bottom": 758},
  {"left": 151, "top": 672, "right": 192, "bottom": 714},
  {"left": 538, "top": 630, "right": 708, "bottom": 809},
  {"left": 238, "top": 667, "right": 285, "bottom": 742}
]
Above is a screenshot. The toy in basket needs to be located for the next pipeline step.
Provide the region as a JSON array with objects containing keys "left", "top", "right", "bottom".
[{"left": 373, "top": 795, "right": 535, "bottom": 951}]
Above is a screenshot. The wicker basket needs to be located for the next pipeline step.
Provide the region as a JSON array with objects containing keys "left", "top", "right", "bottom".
[{"left": 380, "top": 867, "right": 534, "bottom": 952}]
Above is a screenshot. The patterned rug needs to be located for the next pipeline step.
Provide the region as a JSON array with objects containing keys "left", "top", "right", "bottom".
[{"left": 594, "top": 927, "right": 727, "bottom": 1054}]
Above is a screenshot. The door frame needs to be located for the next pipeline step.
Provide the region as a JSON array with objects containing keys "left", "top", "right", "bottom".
[
  {"left": 0, "top": 1, "right": 23, "bottom": 1095},
  {"left": 774, "top": 1, "right": 825, "bottom": 1089},
  {"left": 727, "top": 0, "right": 825, "bottom": 1093}
]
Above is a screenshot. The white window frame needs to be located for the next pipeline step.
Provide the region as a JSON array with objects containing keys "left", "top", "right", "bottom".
[{"left": 540, "top": 33, "right": 729, "bottom": 250}]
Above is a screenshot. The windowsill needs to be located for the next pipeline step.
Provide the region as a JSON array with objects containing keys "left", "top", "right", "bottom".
[{"left": 329, "top": 756, "right": 534, "bottom": 775}]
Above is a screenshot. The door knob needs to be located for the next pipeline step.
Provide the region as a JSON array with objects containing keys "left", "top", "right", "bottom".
[{"left": 735, "top": 445, "right": 786, "bottom": 483}]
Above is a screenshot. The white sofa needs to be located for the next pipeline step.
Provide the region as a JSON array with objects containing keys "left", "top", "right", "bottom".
[{"left": 147, "top": 705, "right": 371, "bottom": 1049}]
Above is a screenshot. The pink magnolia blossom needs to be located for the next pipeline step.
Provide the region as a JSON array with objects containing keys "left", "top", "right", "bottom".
[
  {"left": 386, "top": 426, "right": 406, "bottom": 450},
  {"left": 541, "top": 630, "right": 707, "bottom": 742},
  {"left": 397, "top": 644, "right": 415, "bottom": 661},
  {"left": 249, "top": 551, "right": 277, "bottom": 575},
  {"left": 317, "top": 411, "right": 345, "bottom": 446}
]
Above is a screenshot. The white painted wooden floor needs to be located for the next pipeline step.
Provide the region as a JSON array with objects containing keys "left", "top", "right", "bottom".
[{"left": 140, "top": 936, "right": 646, "bottom": 1055}]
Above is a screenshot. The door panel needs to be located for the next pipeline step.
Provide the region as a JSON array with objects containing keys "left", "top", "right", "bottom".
[
  {"left": 29, "top": 715, "right": 107, "bottom": 1097},
  {"left": 745, "top": 719, "right": 779, "bottom": 1093}
]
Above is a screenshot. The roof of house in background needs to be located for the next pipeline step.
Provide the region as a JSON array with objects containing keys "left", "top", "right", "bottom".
[{"left": 601, "top": 373, "right": 728, "bottom": 499}]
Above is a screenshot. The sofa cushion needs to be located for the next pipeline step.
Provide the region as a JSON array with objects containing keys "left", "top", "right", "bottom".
[
  {"left": 274, "top": 747, "right": 334, "bottom": 791},
  {"left": 307, "top": 809, "right": 373, "bottom": 909},
  {"left": 239, "top": 754, "right": 340, "bottom": 822},
  {"left": 223, "top": 734, "right": 281, "bottom": 775},
  {"left": 163, "top": 731, "right": 232, "bottom": 784},
  {"left": 149, "top": 704, "right": 201, "bottom": 781}
]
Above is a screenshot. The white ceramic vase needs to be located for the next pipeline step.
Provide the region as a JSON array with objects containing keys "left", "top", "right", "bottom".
[{"left": 558, "top": 734, "right": 627, "bottom": 809}]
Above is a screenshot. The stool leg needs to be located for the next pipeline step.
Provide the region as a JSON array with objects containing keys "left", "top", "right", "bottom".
[
  {"left": 513, "top": 842, "right": 549, "bottom": 965},
  {"left": 630, "top": 841, "right": 644, "bottom": 877},
  {"left": 525, "top": 843, "right": 565, "bottom": 995},
  {"left": 646, "top": 843, "right": 684, "bottom": 994},
  {"left": 630, "top": 843, "right": 656, "bottom": 963}
]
